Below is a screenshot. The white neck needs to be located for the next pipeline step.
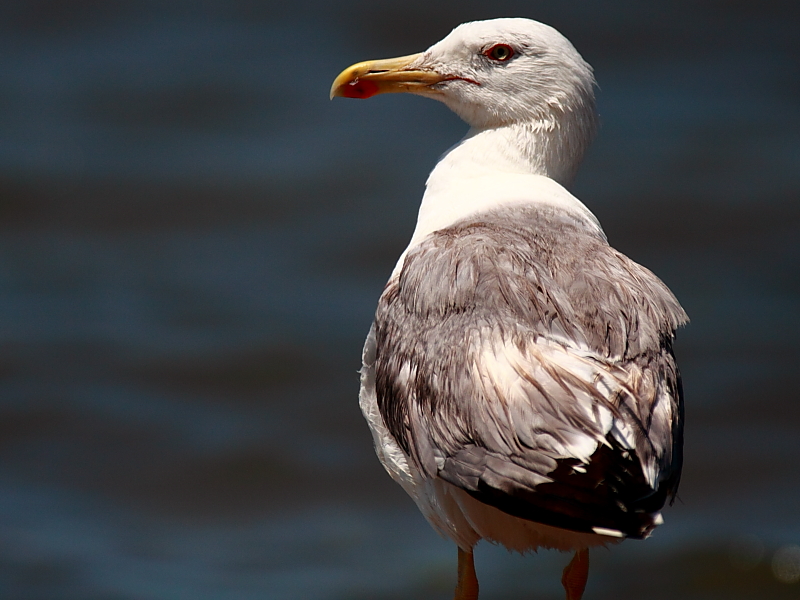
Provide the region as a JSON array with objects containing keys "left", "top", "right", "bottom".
[
  {"left": 433, "top": 121, "right": 582, "bottom": 185},
  {"left": 397, "top": 123, "right": 601, "bottom": 258}
]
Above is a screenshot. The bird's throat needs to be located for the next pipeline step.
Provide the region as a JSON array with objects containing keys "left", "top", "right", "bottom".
[{"left": 430, "top": 121, "right": 584, "bottom": 188}]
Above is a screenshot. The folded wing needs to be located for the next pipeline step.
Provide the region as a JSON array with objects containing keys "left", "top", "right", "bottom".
[{"left": 373, "top": 205, "right": 687, "bottom": 538}]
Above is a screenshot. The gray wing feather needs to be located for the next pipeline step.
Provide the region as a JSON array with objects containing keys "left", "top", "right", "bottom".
[{"left": 373, "top": 205, "right": 687, "bottom": 537}]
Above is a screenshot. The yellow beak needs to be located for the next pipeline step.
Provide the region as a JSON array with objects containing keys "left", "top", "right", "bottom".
[{"left": 330, "top": 53, "right": 447, "bottom": 99}]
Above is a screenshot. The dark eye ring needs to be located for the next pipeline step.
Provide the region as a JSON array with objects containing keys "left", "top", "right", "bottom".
[{"left": 485, "top": 44, "right": 514, "bottom": 62}]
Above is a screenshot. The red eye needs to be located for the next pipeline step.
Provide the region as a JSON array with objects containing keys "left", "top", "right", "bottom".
[{"left": 485, "top": 44, "right": 514, "bottom": 62}]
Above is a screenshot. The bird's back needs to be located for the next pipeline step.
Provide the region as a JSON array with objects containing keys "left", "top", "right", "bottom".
[{"left": 365, "top": 203, "right": 686, "bottom": 544}]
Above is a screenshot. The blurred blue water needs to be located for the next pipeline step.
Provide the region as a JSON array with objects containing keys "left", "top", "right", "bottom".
[{"left": 1, "top": 2, "right": 799, "bottom": 599}]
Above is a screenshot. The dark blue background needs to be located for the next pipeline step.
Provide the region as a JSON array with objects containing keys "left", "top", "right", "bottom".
[{"left": 1, "top": 1, "right": 799, "bottom": 598}]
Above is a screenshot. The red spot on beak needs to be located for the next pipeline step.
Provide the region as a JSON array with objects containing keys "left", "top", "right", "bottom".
[{"left": 341, "top": 79, "right": 379, "bottom": 99}]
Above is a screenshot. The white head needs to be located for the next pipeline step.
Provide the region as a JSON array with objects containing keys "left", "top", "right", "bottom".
[
  {"left": 418, "top": 19, "right": 596, "bottom": 131},
  {"left": 332, "top": 18, "right": 598, "bottom": 185}
]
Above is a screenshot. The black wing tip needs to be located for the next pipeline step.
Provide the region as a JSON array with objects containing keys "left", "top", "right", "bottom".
[
  {"left": 462, "top": 484, "right": 662, "bottom": 540},
  {"left": 442, "top": 434, "right": 676, "bottom": 540}
]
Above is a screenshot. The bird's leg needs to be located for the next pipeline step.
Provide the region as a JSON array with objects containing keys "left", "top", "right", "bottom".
[
  {"left": 455, "top": 547, "right": 479, "bottom": 600},
  {"left": 561, "top": 548, "right": 589, "bottom": 600}
]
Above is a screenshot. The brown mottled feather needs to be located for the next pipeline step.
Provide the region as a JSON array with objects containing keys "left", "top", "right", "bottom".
[{"left": 373, "top": 204, "right": 686, "bottom": 538}]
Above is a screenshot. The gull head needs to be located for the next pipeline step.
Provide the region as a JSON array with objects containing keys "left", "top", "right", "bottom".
[
  {"left": 331, "top": 18, "right": 598, "bottom": 184},
  {"left": 332, "top": 18, "right": 596, "bottom": 132}
]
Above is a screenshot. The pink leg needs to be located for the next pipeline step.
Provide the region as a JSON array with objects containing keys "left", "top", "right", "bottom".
[
  {"left": 561, "top": 548, "right": 589, "bottom": 600},
  {"left": 455, "top": 547, "right": 479, "bottom": 600}
]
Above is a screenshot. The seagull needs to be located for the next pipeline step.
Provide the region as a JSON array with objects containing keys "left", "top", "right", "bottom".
[{"left": 331, "top": 18, "right": 687, "bottom": 600}]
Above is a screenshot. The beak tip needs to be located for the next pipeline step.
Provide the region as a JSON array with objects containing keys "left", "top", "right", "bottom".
[
  {"left": 330, "top": 53, "right": 428, "bottom": 102},
  {"left": 329, "top": 80, "right": 380, "bottom": 100}
]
